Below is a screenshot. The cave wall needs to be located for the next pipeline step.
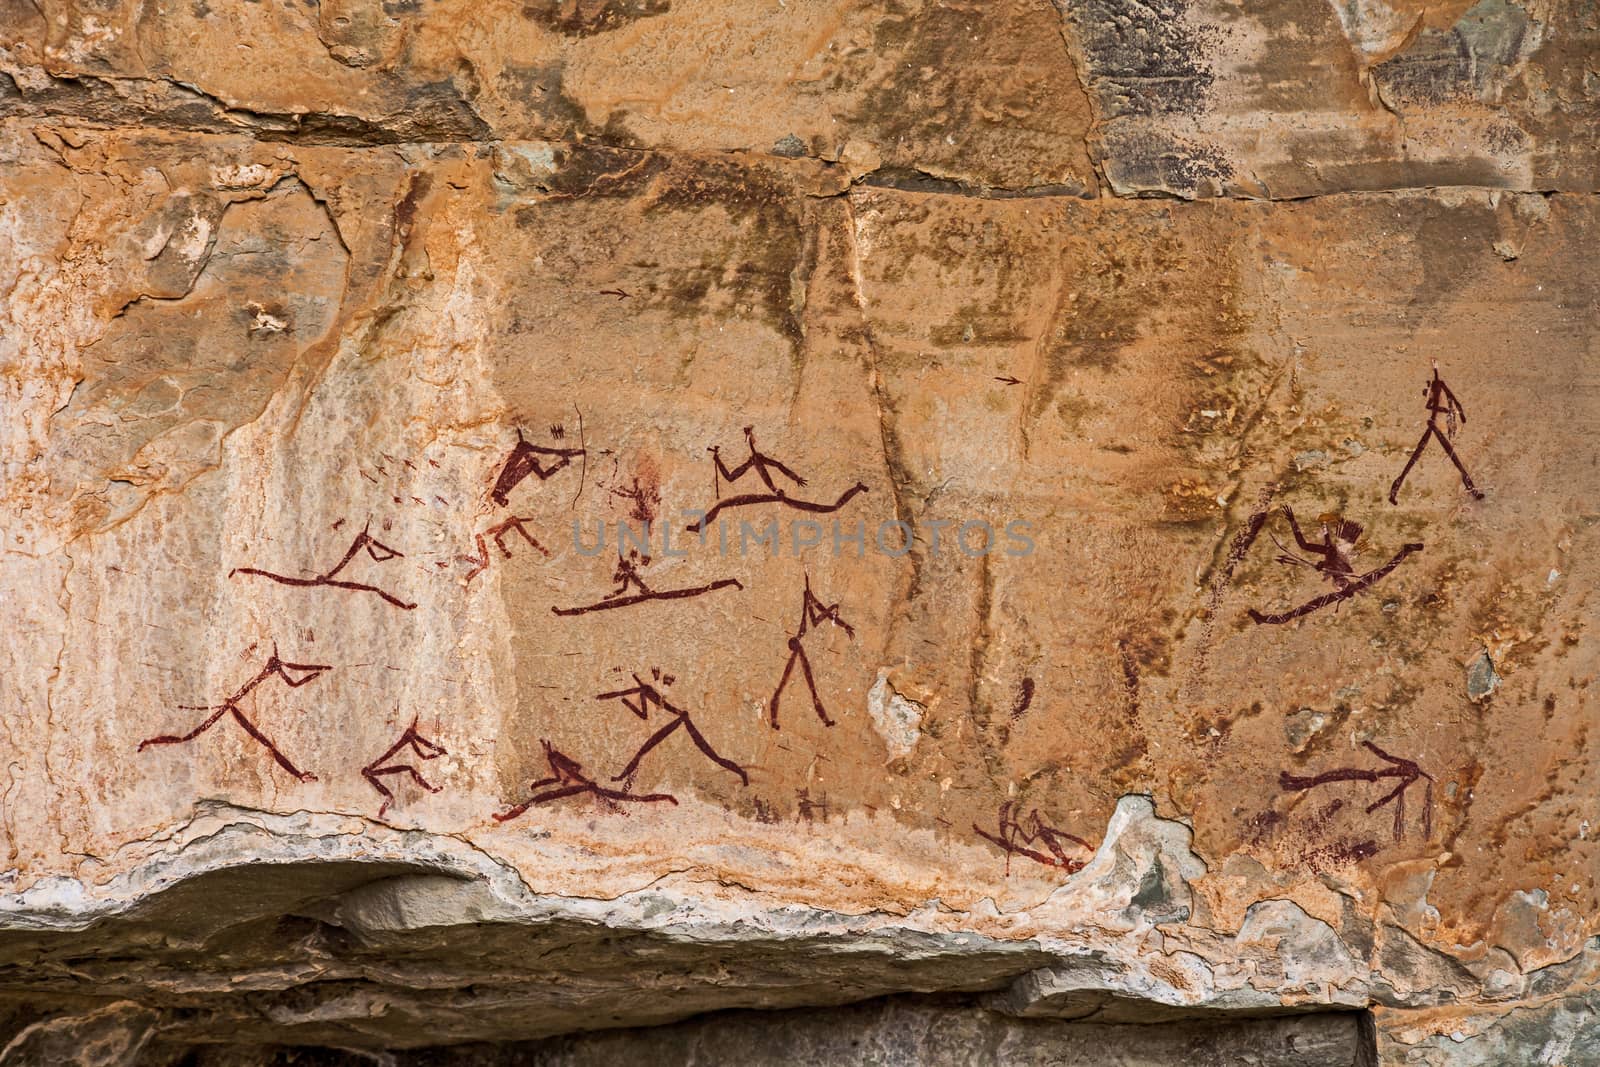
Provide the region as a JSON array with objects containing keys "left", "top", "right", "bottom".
[{"left": 1, "top": 0, "right": 1597, "bottom": 1062}]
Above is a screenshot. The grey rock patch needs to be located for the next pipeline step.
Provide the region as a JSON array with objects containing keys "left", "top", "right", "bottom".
[
  {"left": 1467, "top": 648, "right": 1501, "bottom": 703},
  {"left": 771, "top": 134, "right": 807, "bottom": 158}
]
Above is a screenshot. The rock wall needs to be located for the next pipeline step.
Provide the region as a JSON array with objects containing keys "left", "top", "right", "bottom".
[{"left": 1, "top": 0, "right": 1597, "bottom": 1062}]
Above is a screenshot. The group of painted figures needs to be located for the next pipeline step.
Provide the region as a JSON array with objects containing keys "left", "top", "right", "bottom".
[
  {"left": 138, "top": 425, "right": 867, "bottom": 819},
  {"left": 137, "top": 366, "right": 1479, "bottom": 872},
  {"left": 1236, "top": 365, "right": 1480, "bottom": 624}
]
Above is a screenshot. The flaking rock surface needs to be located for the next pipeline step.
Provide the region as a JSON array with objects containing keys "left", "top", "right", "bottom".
[{"left": 1, "top": 0, "right": 1597, "bottom": 1063}]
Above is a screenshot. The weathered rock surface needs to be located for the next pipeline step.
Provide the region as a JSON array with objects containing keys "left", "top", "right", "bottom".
[{"left": 1, "top": 0, "right": 1597, "bottom": 1061}]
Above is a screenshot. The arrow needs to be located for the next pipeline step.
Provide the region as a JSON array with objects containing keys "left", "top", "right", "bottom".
[{"left": 993, "top": 375, "right": 1022, "bottom": 385}]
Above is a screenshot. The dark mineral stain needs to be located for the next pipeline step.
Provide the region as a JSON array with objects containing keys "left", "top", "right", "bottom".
[
  {"left": 394, "top": 171, "right": 432, "bottom": 233},
  {"left": 640, "top": 160, "right": 809, "bottom": 342},
  {"left": 1057, "top": 0, "right": 1216, "bottom": 118},
  {"left": 1100, "top": 129, "right": 1235, "bottom": 197},
  {"left": 521, "top": 0, "right": 670, "bottom": 38},
  {"left": 508, "top": 144, "right": 665, "bottom": 210},
  {"left": 1372, "top": 2, "right": 1532, "bottom": 107},
  {"left": 1408, "top": 200, "right": 1500, "bottom": 311},
  {"left": 298, "top": 80, "right": 492, "bottom": 143},
  {"left": 533, "top": 165, "right": 808, "bottom": 336},
  {"left": 499, "top": 63, "right": 644, "bottom": 147},
  {"left": 1030, "top": 225, "right": 1193, "bottom": 425}
]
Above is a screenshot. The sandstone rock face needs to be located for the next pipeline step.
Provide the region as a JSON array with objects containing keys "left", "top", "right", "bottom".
[{"left": 1, "top": 0, "right": 1596, "bottom": 1062}]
